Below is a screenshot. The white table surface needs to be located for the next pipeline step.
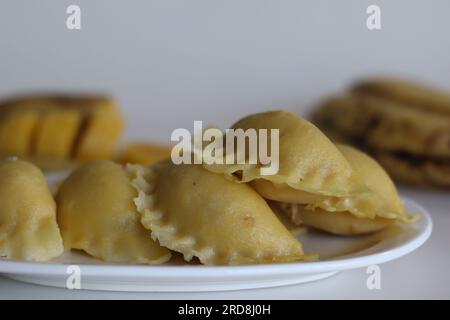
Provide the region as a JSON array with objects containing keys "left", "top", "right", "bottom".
[{"left": 0, "top": 186, "right": 448, "bottom": 299}]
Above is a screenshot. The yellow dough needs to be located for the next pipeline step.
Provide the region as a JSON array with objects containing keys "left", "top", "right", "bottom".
[
  {"left": 306, "top": 145, "right": 412, "bottom": 220},
  {"left": 312, "top": 87, "right": 450, "bottom": 188},
  {"left": 0, "top": 159, "right": 63, "bottom": 261},
  {"left": 353, "top": 77, "right": 450, "bottom": 115},
  {"left": 204, "top": 110, "right": 366, "bottom": 198},
  {"left": 75, "top": 100, "right": 124, "bottom": 161},
  {"left": 274, "top": 145, "right": 416, "bottom": 235},
  {"left": 256, "top": 145, "right": 410, "bottom": 218},
  {"left": 250, "top": 179, "right": 329, "bottom": 204},
  {"left": 278, "top": 203, "right": 393, "bottom": 235},
  {"left": 0, "top": 110, "right": 38, "bottom": 156},
  {"left": 56, "top": 160, "right": 171, "bottom": 264},
  {"left": 34, "top": 109, "right": 82, "bottom": 158},
  {"left": 119, "top": 142, "right": 171, "bottom": 165},
  {"left": 128, "top": 162, "right": 307, "bottom": 265},
  {"left": 0, "top": 95, "right": 125, "bottom": 168},
  {"left": 314, "top": 93, "right": 450, "bottom": 158}
]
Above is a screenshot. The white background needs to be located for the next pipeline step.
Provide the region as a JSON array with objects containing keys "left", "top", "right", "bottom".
[{"left": 0, "top": 0, "right": 449, "bottom": 299}]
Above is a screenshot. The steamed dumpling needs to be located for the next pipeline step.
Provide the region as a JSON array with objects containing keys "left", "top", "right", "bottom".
[
  {"left": 276, "top": 145, "right": 416, "bottom": 235},
  {"left": 278, "top": 203, "right": 394, "bottom": 235},
  {"left": 258, "top": 145, "right": 409, "bottom": 217},
  {"left": 204, "top": 110, "right": 366, "bottom": 199},
  {"left": 0, "top": 159, "right": 63, "bottom": 261},
  {"left": 56, "top": 160, "right": 171, "bottom": 264},
  {"left": 34, "top": 109, "right": 82, "bottom": 158},
  {"left": 0, "top": 110, "right": 38, "bottom": 156},
  {"left": 128, "top": 161, "right": 307, "bottom": 265},
  {"left": 306, "top": 145, "right": 412, "bottom": 220}
]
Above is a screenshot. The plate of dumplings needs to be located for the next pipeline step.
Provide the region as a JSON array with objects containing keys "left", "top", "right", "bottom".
[{"left": 0, "top": 110, "right": 432, "bottom": 292}]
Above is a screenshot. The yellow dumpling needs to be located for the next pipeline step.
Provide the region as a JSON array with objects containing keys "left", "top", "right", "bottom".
[
  {"left": 255, "top": 145, "right": 411, "bottom": 218},
  {"left": 56, "top": 160, "right": 171, "bottom": 264},
  {"left": 34, "top": 109, "right": 82, "bottom": 158},
  {"left": 305, "top": 145, "right": 412, "bottom": 220},
  {"left": 128, "top": 162, "right": 307, "bottom": 265},
  {"left": 74, "top": 101, "right": 124, "bottom": 161},
  {"left": 275, "top": 145, "right": 416, "bottom": 235},
  {"left": 277, "top": 203, "right": 394, "bottom": 235},
  {"left": 0, "top": 110, "right": 38, "bottom": 156},
  {"left": 0, "top": 159, "right": 63, "bottom": 261},
  {"left": 250, "top": 179, "right": 329, "bottom": 205},
  {"left": 204, "top": 111, "right": 365, "bottom": 198}
]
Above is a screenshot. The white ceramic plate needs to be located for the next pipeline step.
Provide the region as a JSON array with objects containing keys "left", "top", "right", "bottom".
[{"left": 0, "top": 198, "right": 432, "bottom": 292}]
